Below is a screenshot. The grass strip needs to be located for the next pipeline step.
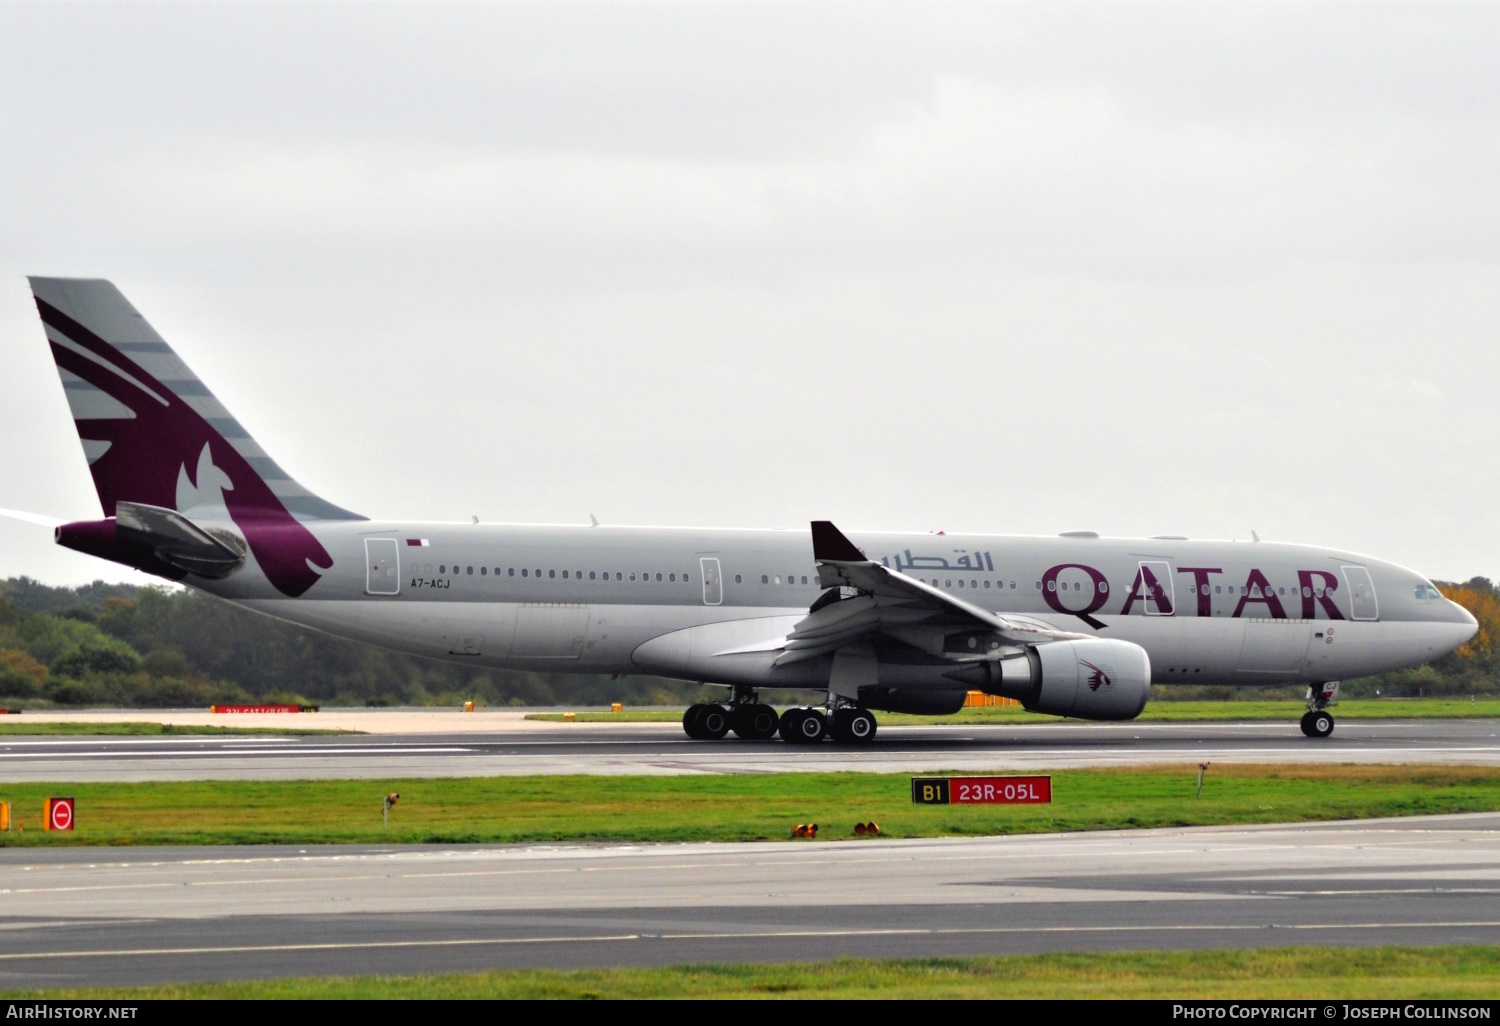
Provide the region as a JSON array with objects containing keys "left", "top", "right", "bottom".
[
  {"left": 7, "top": 947, "right": 1500, "bottom": 999},
  {"left": 527, "top": 697, "right": 1500, "bottom": 725},
  {"left": 0, "top": 722, "right": 353, "bottom": 736},
  {"left": 0, "top": 764, "right": 1496, "bottom": 846}
]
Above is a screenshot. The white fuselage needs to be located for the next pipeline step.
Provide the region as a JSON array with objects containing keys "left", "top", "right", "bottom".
[{"left": 195, "top": 521, "right": 1477, "bottom": 693}]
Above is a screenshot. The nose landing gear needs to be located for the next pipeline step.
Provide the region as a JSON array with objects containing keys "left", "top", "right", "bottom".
[
  {"left": 1300, "top": 708, "right": 1334, "bottom": 737},
  {"left": 1300, "top": 681, "right": 1339, "bottom": 738}
]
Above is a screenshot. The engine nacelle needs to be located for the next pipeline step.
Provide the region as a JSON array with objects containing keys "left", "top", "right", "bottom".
[{"left": 963, "top": 638, "right": 1151, "bottom": 720}]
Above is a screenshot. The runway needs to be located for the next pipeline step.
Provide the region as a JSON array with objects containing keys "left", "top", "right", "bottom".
[
  {"left": 0, "top": 718, "right": 1495, "bottom": 781},
  {"left": 0, "top": 812, "right": 1495, "bottom": 987}
]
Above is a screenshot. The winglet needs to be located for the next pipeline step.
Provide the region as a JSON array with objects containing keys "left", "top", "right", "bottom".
[{"left": 811, "top": 521, "right": 867, "bottom": 562}]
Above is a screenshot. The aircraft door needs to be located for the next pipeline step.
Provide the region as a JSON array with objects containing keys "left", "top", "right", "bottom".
[
  {"left": 1342, "top": 566, "right": 1379, "bottom": 620},
  {"left": 1137, "top": 560, "right": 1175, "bottom": 615},
  {"left": 700, "top": 557, "right": 723, "bottom": 606},
  {"left": 365, "top": 538, "right": 400, "bottom": 596}
]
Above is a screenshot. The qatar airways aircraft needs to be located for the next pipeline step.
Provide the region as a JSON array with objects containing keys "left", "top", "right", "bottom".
[{"left": 7, "top": 278, "right": 1478, "bottom": 743}]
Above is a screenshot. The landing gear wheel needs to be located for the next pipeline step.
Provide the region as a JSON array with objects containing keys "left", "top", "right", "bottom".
[
  {"left": 1300, "top": 709, "right": 1334, "bottom": 738},
  {"left": 831, "top": 707, "right": 878, "bottom": 744},
  {"left": 683, "top": 703, "right": 709, "bottom": 739},
  {"left": 732, "top": 704, "right": 780, "bottom": 740},
  {"left": 698, "top": 704, "right": 731, "bottom": 740},
  {"left": 779, "top": 707, "right": 828, "bottom": 744}
]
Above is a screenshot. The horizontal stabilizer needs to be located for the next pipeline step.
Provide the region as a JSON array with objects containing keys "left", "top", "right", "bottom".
[
  {"left": 0, "top": 508, "right": 65, "bottom": 528},
  {"left": 114, "top": 501, "right": 246, "bottom": 579}
]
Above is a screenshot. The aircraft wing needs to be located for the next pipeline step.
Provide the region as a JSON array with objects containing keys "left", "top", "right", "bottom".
[{"left": 774, "top": 521, "right": 1087, "bottom": 666}]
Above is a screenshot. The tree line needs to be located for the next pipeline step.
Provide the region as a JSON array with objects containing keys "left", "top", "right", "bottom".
[
  {"left": 0, "top": 577, "right": 704, "bottom": 707},
  {"left": 0, "top": 575, "right": 1495, "bottom": 708}
]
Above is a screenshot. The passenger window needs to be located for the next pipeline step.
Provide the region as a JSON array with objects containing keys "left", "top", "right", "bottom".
[
  {"left": 589, "top": 571, "right": 596, "bottom": 581},
  {"left": 774, "top": 576, "right": 781, "bottom": 584},
  {"left": 801, "top": 575, "right": 808, "bottom": 585},
  {"left": 1011, "top": 581, "right": 1016, "bottom": 589},
  {"left": 630, "top": 573, "right": 637, "bottom": 582},
  {"left": 562, "top": 570, "right": 569, "bottom": 579},
  {"left": 762, "top": 575, "right": 769, "bottom": 584},
  {"left": 670, "top": 573, "right": 676, "bottom": 582},
  {"left": 945, "top": 579, "right": 952, "bottom": 588},
  {"left": 958, "top": 580, "right": 965, "bottom": 589},
  {"left": 984, "top": 580, "right": 991, "bottom": 589},
  {"left": 467, "top": 566, "right": 473, "bottom": 575},
  {"left": 734, "top": 575, "right": 742, "bottom": 584},
  {"left": 549, "top": 570, "right": 555, "bottom": 579},
  {"left": 480, "top": 567, "right": 487, "bottom": 576},
  {"left": 656, "top": 573, "right": 663, "bottom": 582},
  {"left": 440, "top": 565, "right": 447, "bottom": 574},
  {"left": 616, "top": 572, "right": 623, "bottom": 581},
  {"left": 1046, "top": 580, "right": 1056, "bottom": 592},
  {"left": 684, "top": 574, "right": 689, "bottom": 583},
  {"left": 1213, "top": 585, "right": 1220, "bottom": 594},
  {"left": 1303, "top": 586, "right": 1312, "bottom": 598}
]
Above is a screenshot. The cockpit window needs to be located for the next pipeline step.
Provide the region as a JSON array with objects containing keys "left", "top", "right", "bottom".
[{"left": 1414, "top": 583, "right": 1443, "bottom": 600}]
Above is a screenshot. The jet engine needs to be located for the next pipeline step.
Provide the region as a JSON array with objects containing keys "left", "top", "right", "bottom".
[{"left": 949, "top": 638, "right": 1151, "bottom": 721}]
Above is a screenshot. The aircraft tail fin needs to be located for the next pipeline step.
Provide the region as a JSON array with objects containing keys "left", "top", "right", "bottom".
[{"left": 28, "top": 277, "right": 363, "bottom": 525}]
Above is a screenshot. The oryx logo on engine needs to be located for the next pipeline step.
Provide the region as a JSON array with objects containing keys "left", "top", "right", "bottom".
[{"left": 1080, "top": 659, "right": 1111, "bottom": 691}]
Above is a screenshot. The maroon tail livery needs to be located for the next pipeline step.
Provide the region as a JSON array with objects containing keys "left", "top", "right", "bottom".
[{"left": 30, "top": 278, "right": 363, "bottom": 597}]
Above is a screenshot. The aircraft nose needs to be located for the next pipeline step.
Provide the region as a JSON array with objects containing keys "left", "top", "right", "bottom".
[{"left": 1449, "top": 599, "right": 1479, "bottom": 641}]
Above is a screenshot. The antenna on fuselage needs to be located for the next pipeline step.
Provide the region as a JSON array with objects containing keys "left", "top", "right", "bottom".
[
  {"left": 1251, "top": 530, "right": 1261, "bottom": 542},
  {"left": 589, "top": 514, "right": 600, "bottom": 527}
]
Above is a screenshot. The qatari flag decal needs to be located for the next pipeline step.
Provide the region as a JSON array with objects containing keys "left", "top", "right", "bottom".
[{"left": 406, "top": 538, "right": 429, "bottom": 547}]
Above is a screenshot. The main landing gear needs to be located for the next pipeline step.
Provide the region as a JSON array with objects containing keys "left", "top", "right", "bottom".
[
  {"left": 681, "top": 689, "right": 879, "bottom": 744},
  {"left": 778, "top": 703, "right": 878, "bottom": 745},
  {"left": 1300, "top": 681, "right": 1339, "bottom": 738},
  {"left": 683, "top": 687, "right": 779, "bottom": 741}
]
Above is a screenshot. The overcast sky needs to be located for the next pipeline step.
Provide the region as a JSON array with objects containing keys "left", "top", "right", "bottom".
[{"left": 2, "top": 2, "right": 1498, "bottom": 586}]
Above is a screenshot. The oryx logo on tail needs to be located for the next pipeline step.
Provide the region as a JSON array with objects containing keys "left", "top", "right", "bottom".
[{"left": 30, "top": 278, "right": 365, "bottom": 597}]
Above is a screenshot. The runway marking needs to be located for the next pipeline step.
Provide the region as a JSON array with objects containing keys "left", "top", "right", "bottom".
[
  {"left": 3, "top": 921, "right": 1500, "bottom": 961},
  {"left": 1264, "top": 889, "right": 1500, "bottom": 896},
  {"left": 0, "top": 747, "right": 473, "bottom": 759},
  {"left": 0, "top": 738, "right": 295, "bottom": 747}
]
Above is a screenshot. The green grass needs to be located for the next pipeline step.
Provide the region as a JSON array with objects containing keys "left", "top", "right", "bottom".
[
  {"left": 1, "top": 764, "right": 1497, "bottom": 846},
  {"left": 0, "top": 721, "right": 353, "bottom": 736},
  {"left": 527, "top": 697, "right": 1500, "bottom": 725},
  {"left": 9, "top": 947, "right": 1500, "bottom": 999}
]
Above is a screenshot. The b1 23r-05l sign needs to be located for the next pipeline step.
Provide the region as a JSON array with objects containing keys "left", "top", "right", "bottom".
[{"left": 911, "top": 776, "right": 1052, "bottom": 805}]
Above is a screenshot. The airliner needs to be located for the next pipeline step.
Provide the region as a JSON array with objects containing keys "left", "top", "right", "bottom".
[{"left": 7, "top": 278, "right": 1478, "bottom": 743}]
